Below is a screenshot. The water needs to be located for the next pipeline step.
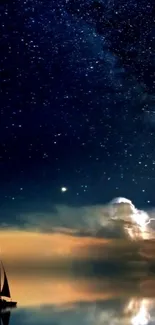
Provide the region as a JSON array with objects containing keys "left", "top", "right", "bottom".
[{"left": 6, "top": 273, "right": 155, "bottom": 325}]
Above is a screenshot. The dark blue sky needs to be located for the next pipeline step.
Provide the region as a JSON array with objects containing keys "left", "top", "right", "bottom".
[{"left": 0, "top": 0, "right": 155, "bottom": 220}]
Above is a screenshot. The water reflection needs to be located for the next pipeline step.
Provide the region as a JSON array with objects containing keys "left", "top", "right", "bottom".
[
  {"left": 10, "top": 296, "right": 155, "bottom": 325},
  {"left": 7, "top": 274, "right": 155, "bottom": 325},
  {"left": 0, "top": 311, "right": 11, "bottom": 325},
  {"left": 125, "top": 299, "right": 150, "bottom": 325}
]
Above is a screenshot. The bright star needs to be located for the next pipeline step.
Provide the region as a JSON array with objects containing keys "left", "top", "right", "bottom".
[{"left": 61, "top": 187, "right": 68, "bottom": 192}]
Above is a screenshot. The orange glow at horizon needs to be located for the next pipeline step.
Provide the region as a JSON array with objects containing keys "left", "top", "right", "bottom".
[
  {"left": 0, "top": 229, "right": 110, "bottom": 266},
  {"left": 0, "top": 228, "right": 155, "bottom": 268}
]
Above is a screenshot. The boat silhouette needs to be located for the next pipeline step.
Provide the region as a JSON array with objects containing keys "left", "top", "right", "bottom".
[{"left": 0, "top": 261, "right": 17, "bottom": 310}]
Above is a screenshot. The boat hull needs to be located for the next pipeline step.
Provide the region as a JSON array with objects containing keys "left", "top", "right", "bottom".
[{"left": 0, "top": 300, "right": 17, "bottom": 310}]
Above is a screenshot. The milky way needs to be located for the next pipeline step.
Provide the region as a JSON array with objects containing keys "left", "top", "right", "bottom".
[{"left": 0, "top": 0, "right": 155, "bottom": 215}]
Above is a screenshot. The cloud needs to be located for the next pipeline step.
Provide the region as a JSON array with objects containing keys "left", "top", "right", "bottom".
[
  {"left": 1, "top": 197, "right": 155, "bottom": 271},
  {"left": 15, "top": 197, "right": 155, "bottom": 241}
]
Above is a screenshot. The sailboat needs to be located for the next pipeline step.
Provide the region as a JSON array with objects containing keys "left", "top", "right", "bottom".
[{"left": 0, "top": 261, "right": 17, "bottom": 309}]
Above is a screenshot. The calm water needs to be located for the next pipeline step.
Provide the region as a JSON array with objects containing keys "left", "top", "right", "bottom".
[{"left": 3, "top": 273, "right": 155, "bottom": 325}]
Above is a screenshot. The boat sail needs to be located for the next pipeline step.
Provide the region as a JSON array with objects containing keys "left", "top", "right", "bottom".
[
  {"left": 0, "top": 262, "right": 11, "bottom": 300},
  {"left": 0, "top": 261, "right": 17, "bottom": 309}
]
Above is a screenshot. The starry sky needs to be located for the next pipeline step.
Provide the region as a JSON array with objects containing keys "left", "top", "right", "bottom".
[{"left": 0, "top": 0, "right": 155, "bottom": 227}]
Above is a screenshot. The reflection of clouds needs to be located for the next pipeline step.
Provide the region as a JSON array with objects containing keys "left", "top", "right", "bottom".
[
  {"left": 8, "top": 273, "right": 155, "bottom": 325},
  {"left": 9, "top": 275, "right": 121, "bottom": 307},
  {"left": 88, "top": 305, "right": 122, "bottom": 325},
  {"left": 86, "top": 297, "right": 153, "bottom": 325},
  {"left": 125, "top": 299, "right": 151, "bottom": 325},
  {"left": 81, "top": 296, "right": 155, "bottom": 325},
  {"left": 12, "top": 295, "right": 155, "bottom": 325}
]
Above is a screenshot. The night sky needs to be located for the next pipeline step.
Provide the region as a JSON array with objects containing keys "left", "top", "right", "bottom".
[{"left": 0, "top": 0, "right": 155, "bottom": 225}]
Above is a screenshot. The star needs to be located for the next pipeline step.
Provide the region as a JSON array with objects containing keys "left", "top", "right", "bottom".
[{"left": 61, "top": 187, "right": 68, "bottom": 192}]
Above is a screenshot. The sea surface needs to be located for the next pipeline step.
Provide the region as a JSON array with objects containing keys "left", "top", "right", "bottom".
[{"left": 4, "top": 272, "right": 155, "bottom": 325}]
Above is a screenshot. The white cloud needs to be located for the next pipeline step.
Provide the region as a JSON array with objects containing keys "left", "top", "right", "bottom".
[{"left": 16, "top": 197, "right": 155, "bottom": 240}]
